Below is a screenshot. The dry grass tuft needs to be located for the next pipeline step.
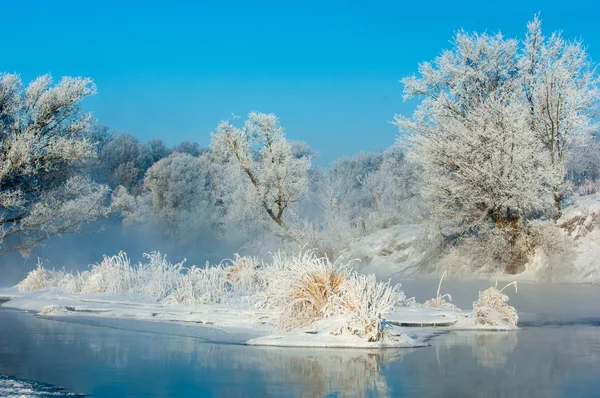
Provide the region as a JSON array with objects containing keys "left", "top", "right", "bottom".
[
  {"left": 424, "top": 271, "right": 458, "bottom": 310},
  {"left": 472, "top": 282, "right": 518, "bottom": 327},
  {"left": 261, "top": 250, "right": 351, "bottom": 330}
]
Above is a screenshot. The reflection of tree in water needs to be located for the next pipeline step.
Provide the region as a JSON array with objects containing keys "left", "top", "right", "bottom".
[
  {"left": 89, "top": 338, "right": 412, "bottom": 397},
  {"left": 1, "top": 310, "right": 415, "bottom": 397},
  {"left": 470, "top": 332, "right": 518, "bottom": 368},
  {"left": 229, "top": 348, "right": 412, "bottom": 398}
]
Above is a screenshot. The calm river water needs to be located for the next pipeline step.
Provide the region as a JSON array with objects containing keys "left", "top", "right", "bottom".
[{"left": 1, "top": 281, "right": 599, "bottom": 397}]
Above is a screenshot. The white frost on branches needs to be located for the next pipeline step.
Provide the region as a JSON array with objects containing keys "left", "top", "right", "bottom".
[
  {"left": 396, "top": 16, "right": 599, "bottom": 232},
  {"left": 0, "top": 73, "right": 110, "bottom": 256},
  {"left": 211, "top": 112, "right": 311, "bottom": 229}
]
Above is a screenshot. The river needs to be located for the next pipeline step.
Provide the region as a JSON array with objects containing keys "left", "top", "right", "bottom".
[{"left": 1, "top": 281, "right": 599, "bottom": 397}]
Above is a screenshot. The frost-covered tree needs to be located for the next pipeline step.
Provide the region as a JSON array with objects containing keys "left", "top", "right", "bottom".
[
  {"left": 406, "top": 91, "right": 556, "bottom": 233},
  {"left": 317, "top": 152, "right": 382, "bottom": 235},
  {"left": 521, "top": 16, "right": 600, "bottom": 213},
  {"left": 396, "top": 17, "right": 599, "bottom": 230},
  {"left": 396, "top": 31, "right": 527, "bottom": 233},
  {"left": 567, "top": 139, "right": 600, "bottom": 188},
  {"left": 112, "top": 151, "right": 225, "bottom": 240},
  {"left": 397, "top": 30, "right": 520, "bottom": 130},
  {"left": 0, "top": 73, "right": 110, "bottom": 257},
  {"left": 211, "top": 112, "right": 311, "bottom": 229},
  {"left": 97, "top": 132, "right": 151, "bottom": 193},
  {"left": 146, "top": 138, "right": 172, "bottom": 164},
  {"left": 173, "top": 140, "right": 205, "bottom": 157},
  {"left": 365, "top": 144, "right": 423, "bottom": 227}
]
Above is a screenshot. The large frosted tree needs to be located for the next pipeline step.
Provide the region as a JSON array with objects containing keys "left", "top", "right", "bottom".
[
  {"left": 396, "top": 17, "right": 599, "bottom": 232},
  {"left": 406, "top": 91, "right": 556, "bottom": 233},
  {"left": 0, "top": 73, "right": 110, "bottom": 257},
  {"left": 211, "top": 112, "right": 311, "bottom": 229},
  {"left": 521, "top": 16, "right": 600, "bottom": 215}
]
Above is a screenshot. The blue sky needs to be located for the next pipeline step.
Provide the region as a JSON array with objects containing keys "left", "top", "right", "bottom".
[{"left": 2, "top": 0, "right": 599, "bottom": 164}]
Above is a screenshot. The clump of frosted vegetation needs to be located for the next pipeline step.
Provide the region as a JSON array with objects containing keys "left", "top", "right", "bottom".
[
  {"left": 333, "top": 274, "right": 405, "bottom": 341},
  {"left": 17, "top": 251, "right": 265, "bottom": 306},
  {"left": 260, "top": 250, "right": 406, "bottom": 340},
  {"left": 16, "top": 262, "right": 72, "bottom": 292},
  {"left": 17, "top": 249, "right": 407, "bottom": 341},
  {"left": 424, "top": 271, "right": 458, "bottom": 310},
  {"left": 260, "top": 250, "right": 351, "bottom": 329},
  {"left": 472, "top": 282, "right": 519, "bottom": 327}
]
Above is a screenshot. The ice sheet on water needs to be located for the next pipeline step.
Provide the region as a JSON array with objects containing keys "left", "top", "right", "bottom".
[{"left": 0, "top": 374, "right": 83, "bottom": 397}]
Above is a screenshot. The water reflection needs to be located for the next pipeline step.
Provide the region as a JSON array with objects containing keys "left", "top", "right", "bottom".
[
  {"left": 0, "top": 310, "right": 411, "bottom": 397},
  {"left": 389, "top": 328, "right": 600, "bottom": 398},
  {"left": 1, "top": 309, "right": 600, "bottom": 397}
]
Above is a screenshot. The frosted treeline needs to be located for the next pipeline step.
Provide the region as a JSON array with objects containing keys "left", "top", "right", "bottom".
[{"left": 1, "top": 15, "right": 599, "bottom": 277}]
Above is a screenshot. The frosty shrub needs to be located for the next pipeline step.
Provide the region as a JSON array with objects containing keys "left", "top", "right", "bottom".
[
  {"left": 261, "top": 250, "right": 350, "bottom": 330},
  {"left": 526, "top": 221, "right": 575, "bottom": 280},
  {"left": 462, "top": 220, "right": 573, "bottom": 275},
  {"left": 17, "top": 263, "right": 65, "bottom": 292},
  {"left": 472, "top": 282, "right": 518, "bottom": 327},
  {"left": 335, "top": 273, "right": 406, "bottom": 342},
  {"left": 260, "top": 250, "right": 406, "bottom": 340},
  {"left": 224, "top": 254, "right": 264, "bottom": 294},
  {"left": 466, "top": 227, "right": 535, "bottom": 274},
  {"left": 163, "top": 263, "right": 229, "bottom": 306}
]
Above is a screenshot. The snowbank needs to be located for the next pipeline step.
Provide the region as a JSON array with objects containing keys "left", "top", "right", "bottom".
[{"left": 3, "top": 249, "right": 520, "bottom": 348}]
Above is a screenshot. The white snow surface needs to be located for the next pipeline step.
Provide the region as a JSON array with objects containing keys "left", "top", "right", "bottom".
[
  {"left": 338, "top": 194, "right": 600, "bottom": 283},
  {"left": 340, "top": 224, "right": 425, "bottom": 278},
  {"left": 0, "top": 287, "right": 516, "bottom": 348}
]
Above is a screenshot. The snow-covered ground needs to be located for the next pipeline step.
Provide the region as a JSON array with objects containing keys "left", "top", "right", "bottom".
[
  {"left": 341, "top": 193, "right": 600, "bottom": 283},
  {"left": 0, "top": 278, "right": 517, "bottom": 349}
]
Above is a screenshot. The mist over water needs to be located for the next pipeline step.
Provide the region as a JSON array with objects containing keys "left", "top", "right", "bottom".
[{"left": 0, "top": 217, "right": 252, "bottom": 287}]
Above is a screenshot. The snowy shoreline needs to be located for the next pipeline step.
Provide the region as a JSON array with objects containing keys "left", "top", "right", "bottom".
[{"left": 0, "top": 286, "right": 517, "bottom": 349}]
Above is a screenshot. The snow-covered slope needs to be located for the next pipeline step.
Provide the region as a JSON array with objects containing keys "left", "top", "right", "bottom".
[
  {"left": 338, "top": 194, "right": 600, "bottom": 283},
  {"left": 339, "top": 224, "right": 430, "bottom": 278}
]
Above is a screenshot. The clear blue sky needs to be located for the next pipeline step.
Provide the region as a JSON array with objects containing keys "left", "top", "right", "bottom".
[{"left": 2, "top": 0, "right": 599, "bottom": 164}]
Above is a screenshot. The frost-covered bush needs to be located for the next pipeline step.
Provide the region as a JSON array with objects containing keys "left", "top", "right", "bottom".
[
  {"left": 260, "top": 250, "right": 350, "bottom": 330},
  {"left": 17, "top": 251, "right": 268, "bottom": 306},
  {"left": 260, "top": 250, "right": 406, "bottom": 340},
  {"left": 472, "top": 283, "right": 518, "bottom": 327},
  {"left": 164, "top": 254, "right": 264, "bottom": 306},
  {"left": 17, "top": 264, "right": 65, "bottom": 292},
  {"left": 457, "top": 220, "right": 574, "bottom": 276},
  {"left": 163, "top": 264, "right": 229, "bottom": 306},
  {"left": 335, "top": 274, "right": 405, "bottom": 341}
]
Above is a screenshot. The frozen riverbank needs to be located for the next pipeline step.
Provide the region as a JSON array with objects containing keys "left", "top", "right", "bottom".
[{"left": 0, "top": 283, "right": 516, "bottom": 349}]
